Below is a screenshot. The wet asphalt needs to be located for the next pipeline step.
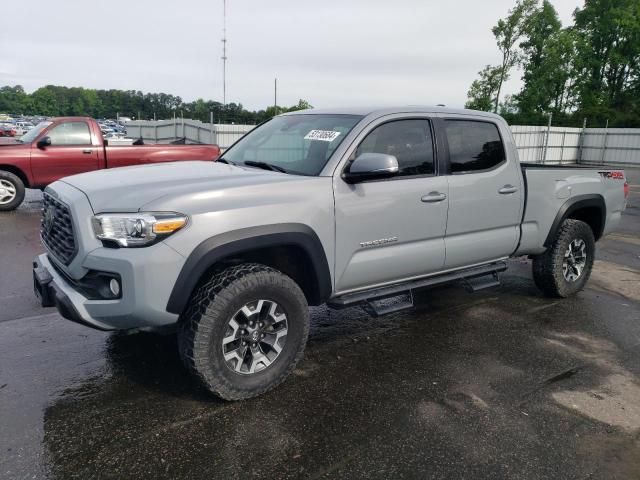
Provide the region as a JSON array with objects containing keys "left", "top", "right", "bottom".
[{"left": 1, "top": 171, "right": 639, "bottom": 480}]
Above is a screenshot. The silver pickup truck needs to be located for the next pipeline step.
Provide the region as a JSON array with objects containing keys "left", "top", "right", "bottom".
[{"left": 32, "top": 106, "right": 629, "bottom": 400}]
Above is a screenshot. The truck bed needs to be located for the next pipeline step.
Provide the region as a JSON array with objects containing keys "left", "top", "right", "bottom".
[
  {"left": 104, "top": 144, "right": 220, "bottom": 169},
  {"left": 515, "top": 164, "right": 627, "bottom": 255}
]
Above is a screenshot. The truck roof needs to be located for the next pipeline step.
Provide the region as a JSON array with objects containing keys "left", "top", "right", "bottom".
[
  {"left": 281, "top": 105, "right": 504, "bottom": 120},
  {"left": 43, "top": 116, "right": 94, "bottom": 123}
]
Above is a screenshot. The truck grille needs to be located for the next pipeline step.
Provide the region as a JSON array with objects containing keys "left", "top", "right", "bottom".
[{"left": 41, "top": 193, "right": 77, "bottom": 265}]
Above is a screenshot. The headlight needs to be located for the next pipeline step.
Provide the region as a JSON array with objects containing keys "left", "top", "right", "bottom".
[{"left": 91, "top": 212, "right": 187, "bottom": 247}]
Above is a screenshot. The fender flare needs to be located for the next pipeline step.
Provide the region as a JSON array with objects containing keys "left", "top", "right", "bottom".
[
  {"left": 166, "top": 223, "right": 332, "bottom": 315},
  {"left": 544, "top": 194, "right": 606, "bottom": 247}
]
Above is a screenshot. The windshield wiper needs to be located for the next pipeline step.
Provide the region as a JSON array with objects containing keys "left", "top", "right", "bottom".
[
  {"left": 243, "top": 161, "right": 288, "bottom": 173},
  {"left": 216, "top": 158, "right": 236, "bottom": 165}
]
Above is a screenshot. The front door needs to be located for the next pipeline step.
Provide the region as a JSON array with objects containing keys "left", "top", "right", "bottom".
[
  {"left": 334, "top": 117, "right": 448, "bottom": 293},
  {"left": 31, "top": 120, "right": 100, "bottom": 186},
  {"left": 441, "top": 118, "right": 523, "bottom": 269}
]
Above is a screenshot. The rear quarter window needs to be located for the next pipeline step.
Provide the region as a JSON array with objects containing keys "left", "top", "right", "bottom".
[{"left": 444, "top": 120, "right": 505, "bottom": 173}]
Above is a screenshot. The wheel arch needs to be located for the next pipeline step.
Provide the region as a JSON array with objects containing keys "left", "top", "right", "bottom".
[
  {"left": 544, "top": 194, "right": 605, "bottom": 247},
  {"left": 166, "top": 223, "right": 332, "bottom": 315},
  {"left": 0, "top": 164, "right": 30, "bottom": 188}
]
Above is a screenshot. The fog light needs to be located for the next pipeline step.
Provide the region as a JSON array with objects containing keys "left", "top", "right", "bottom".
[{"left": 109, "top": 278, "right": 121, "bottom": 297}]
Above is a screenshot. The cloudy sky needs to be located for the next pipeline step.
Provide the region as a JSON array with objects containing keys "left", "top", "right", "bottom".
[{"left": 2, "top": 0, "right": 582, "bottom": 111}]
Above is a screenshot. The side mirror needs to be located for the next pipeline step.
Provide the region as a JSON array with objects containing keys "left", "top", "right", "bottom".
[
  {"left": 37, "top": 136, "right": 51, "bottom": 149},
  {"left": 342, "top": 153, "right": 399, "bottom": 184}
]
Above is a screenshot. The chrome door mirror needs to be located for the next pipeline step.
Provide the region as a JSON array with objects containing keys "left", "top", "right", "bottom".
[{"left": 342, "top": 153, "right": 399, "bottom": 184}]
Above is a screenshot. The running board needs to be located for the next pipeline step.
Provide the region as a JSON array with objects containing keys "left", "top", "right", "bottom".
[
  {"left": 328, "top": 261, "right": 507, "bottom": 311},
  {"left": 363, "top": 292, "right": 414, "bottom": 317},
  {"left": 462, "top": 272, "right": 501, "bottom": 292}
]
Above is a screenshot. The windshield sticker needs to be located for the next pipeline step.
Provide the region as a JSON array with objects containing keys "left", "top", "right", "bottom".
[{"left": 304, "top": 130, "right": 341, "bottom": 142}]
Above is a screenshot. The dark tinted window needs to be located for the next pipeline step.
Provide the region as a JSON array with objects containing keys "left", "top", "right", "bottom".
[
  {"left": 48, "top": 121, "right": 91, "bottom": 145},
  {"left": 356, "top": 119, "right": 434, "bottom": 176},
  {"left": 445, "top": 120, "right": 505, "bottom": 173}
]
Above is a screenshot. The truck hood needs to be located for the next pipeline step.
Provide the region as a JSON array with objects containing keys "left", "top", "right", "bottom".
[
  {"left": 0, "top": 138, "right": 25, "bottom": 146},
  {"left": 58, "top": 161, "right": 314, "bottom": 213}
]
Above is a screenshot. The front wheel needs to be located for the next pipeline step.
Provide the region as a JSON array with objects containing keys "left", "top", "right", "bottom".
[
  {"left": 0, "top": 171, "right": 25, "bottom": 211},
  {"left": 178, "top": 263, "right": 310, "bottom": 400},
  {"left": 532, "top": 219, "right": 595, "bottom": 298}
]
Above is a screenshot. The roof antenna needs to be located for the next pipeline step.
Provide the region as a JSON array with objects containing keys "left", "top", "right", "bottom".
[{"left": 436, "top": 104, "right": 446, "bottom": 107}]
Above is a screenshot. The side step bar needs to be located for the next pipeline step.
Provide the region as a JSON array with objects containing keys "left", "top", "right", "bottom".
[{"left": 328, "top": 261, "right": 507, "bottom": 315}]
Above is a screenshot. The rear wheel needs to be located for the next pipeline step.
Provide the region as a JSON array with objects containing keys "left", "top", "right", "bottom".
[
  {"left": 0, "top": 171, "right": 25, "bottom": 211},
  {"left": 532, "top": 219, "right": 595, "bottom": 297},
  {"left": 178, "top": 263, "right": 310, "bottom": 400}
]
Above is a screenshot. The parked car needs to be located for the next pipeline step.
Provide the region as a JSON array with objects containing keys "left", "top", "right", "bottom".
[
  {"left": 13, "top": 123, "right": 32, "bottom": 136},
  {"left": 32, "top": 106, "right": 628, "bottom": 400},
  {"left": 0, "top": 124, "right": 17, "bottom": 137},
  {"left": 0, "top": 116, "right": 220, "bottom": 210}
]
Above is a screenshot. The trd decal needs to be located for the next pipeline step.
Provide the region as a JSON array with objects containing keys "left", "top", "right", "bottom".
[{"left": 598, "top": 171, "right": 625, "bottom": 180}]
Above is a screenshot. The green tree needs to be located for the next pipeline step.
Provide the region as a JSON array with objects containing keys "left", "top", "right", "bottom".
[
  {"left": 465, "top": 65, "right": 503, "bottom": 111},
  {"left": 572, "top": 0, "right": 640, "bottom": 125},
  {"left": 491, "top": 0, "right": 538, "bottom": 112},
  {"left": 0, "top": 84, "right": 315, "bottom": 125},
  {"left": 0, "top": 85, "right": 29, "bottom": 113},
  {"left": 516, "top": 2, "right": 576, "bottom": 115}
]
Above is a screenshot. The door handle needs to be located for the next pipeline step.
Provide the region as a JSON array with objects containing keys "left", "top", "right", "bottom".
[
  {"left": 498, "top": 185, "right": 518, "bottom": 194},
  {"left": 82, "top": 149, "right": 93, "bottom": 154},
  {"left": 421, "top": 192, "right": 447, "bottom": 203}
]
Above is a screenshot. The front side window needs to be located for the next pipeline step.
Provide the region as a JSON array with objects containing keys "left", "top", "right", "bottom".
[
  {"left": 47, "top": 121, "right": 92, "bottom": 146},
  {"left": 355, "top": 119, "right": 435, "bottom": 176},
  {"left": 21, "top": 121, "right": 51, "bottom": 143},
  {"left": 221, "top": 114, "right": 362, "bottom": 176},
  {"left": 444, "top": 120, "right": 505, "bottom": 173}
]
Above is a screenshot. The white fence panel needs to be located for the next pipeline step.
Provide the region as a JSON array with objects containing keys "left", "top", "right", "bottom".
[
  {"left": 213, "top": 124, "right": 254, "bottom": 149},
  {"left": 579, "top": 128, "right": 640, "bottom": 167},
  {"left": 510, "top": 126, "right": 582, "bottom": 164},
  {"left": 124, "top": 119, "right": 253, "bottom": 148},
  {"left": 124, "top": 119, "right": 640, "bottom": 167}
]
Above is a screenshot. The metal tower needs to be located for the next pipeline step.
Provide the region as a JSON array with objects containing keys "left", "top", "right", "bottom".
[{"left": 221, "top": 0, "right": 228, "bottom": 105}]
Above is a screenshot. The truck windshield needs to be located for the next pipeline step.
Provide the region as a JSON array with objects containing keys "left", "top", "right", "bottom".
[
  {"left": 20, "top": 121, "right": 52, "bottom": 143},
  {"left": 220, "top": 114, "right": 363, "bottom": 175}
]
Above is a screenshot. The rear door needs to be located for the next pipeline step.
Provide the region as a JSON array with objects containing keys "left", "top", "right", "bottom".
[
  {"left": 31, "top": 121, "right": 100, "bottom": 185},
  {"left": 440, "top": 118, "right": 523, "bottom": 269},
  {"left": 333, "top": 116, "right": 448, "bottom": 293}
]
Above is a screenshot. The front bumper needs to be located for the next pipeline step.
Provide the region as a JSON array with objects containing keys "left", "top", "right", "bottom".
[
  {"left": 33, "top": 243, "right": 185, "bottom": 331},
  {"left": 33, "top": 254, "right": 114, "bottom": 330},
  {"left": 33, "top": 255, "right": 110, "bottom": 330}
]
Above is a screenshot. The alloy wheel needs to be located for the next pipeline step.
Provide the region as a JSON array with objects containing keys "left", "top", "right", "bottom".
[
  {"left": 222, "top": 299, "right": 288, "bottom": 375},
  {"left": 562, "top": 238, "right": 587, "bottom": 282}
]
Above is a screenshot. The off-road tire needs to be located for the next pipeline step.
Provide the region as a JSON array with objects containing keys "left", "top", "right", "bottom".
[
  {"left": 0, "top": 171, "right": 25, "bottom": 211},
  {"left": 532, "top": 219, "right": 595, "bottom": 298},
  {"left": 178, "top": 263, "right": 310, "bottom": 400}
]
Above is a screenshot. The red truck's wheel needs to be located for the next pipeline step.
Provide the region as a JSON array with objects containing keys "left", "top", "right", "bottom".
[
  {"left": 178, "top": 263, "right": 310, "bottom": 400},
  {"left": 532, "top": 219, "right": 595, "bottom": 298},
  {"left": 0, "top": 171, "right": 25, "bottom": 211}
]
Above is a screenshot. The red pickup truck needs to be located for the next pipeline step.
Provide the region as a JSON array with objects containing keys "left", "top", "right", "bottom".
[{"left": 0, "top": 117, "right": 220, "bottom": 211}]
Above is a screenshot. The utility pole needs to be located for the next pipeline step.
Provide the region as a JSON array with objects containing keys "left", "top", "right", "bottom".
[
  {"left": 274, "top": 78, "right": 277, "bottom": 115},
  {"left": 221, "top": 0, "right": 228, "bottom": 106}
]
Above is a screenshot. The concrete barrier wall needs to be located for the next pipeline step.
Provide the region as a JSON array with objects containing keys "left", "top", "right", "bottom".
[{"left": 125, "top": 119, "right": 640, "bottom": 167}]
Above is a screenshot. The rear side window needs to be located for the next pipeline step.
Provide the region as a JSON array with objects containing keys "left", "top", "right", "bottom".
[
  {"left": 48, "top": 122, "right": 91, "bottom": 146},
  {"left": 444, "top": 120, "right": 505, "bottom": 173},
  {"left": 355, "top": 119, "right": 434, "bottom": 176}
]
